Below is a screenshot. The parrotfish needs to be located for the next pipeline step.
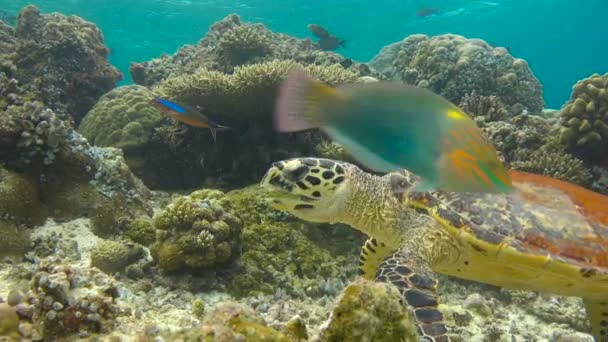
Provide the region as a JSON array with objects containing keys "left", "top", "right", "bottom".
[
  {"left": 307, "top": 24, "right": 345, "bottom": 51},
  {"left": 274, "top": 70, "right": 512, "bottom": 193},
  {"left": 152, "top": 97, "right": 229, "bottom": 142}
]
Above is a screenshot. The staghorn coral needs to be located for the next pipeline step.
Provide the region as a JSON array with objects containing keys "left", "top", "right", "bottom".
[
  {"left": 510, "top": 149, "right": 593, "bottom": 187},
  {"left": 13, "top": 5, "right": 121, "bottom": 122},
  {"left": 317, "top": 278, "right": 418, "bottom": 342},
  {"left": 370, "top": 34, "right": 543, "bottom": 113},
  {"left": 78, "top": 85, "right": 162, "bottom": 152},
  {"left": 558, "top": 72, "right": 608, "bottom": 161},
  {"left": 151, "top": 189, "right": 242, "bottom": 272}
]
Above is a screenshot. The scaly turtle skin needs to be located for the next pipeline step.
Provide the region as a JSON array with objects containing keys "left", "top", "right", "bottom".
[{"left": 260, "top": 157, "right": 608, "bottom": 341}]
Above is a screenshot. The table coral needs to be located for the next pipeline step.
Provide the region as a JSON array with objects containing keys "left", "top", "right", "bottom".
[
  {"left": 369, "top": 34, "right": 544, "bottom": 113},
  {"left": 559, "top": 72, "right": 608, "bottom": 161}
]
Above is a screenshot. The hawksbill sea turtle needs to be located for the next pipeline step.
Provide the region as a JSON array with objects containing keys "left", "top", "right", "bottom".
[{"left": 259, "top": 157, "right": 608, "bottom": 341}]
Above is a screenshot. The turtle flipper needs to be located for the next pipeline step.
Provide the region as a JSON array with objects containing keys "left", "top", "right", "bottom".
[
  {"left": 375, "top": 247, "right": 450, "bottom": 342},
  {"left": 583, "top": 297, "right": 608, "bottom": 341},
  {"left": 358, "top": 237, "right": 394, "bottom": 280}
]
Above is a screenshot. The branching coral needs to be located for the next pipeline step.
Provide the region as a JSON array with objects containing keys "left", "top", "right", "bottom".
[
  {"left": 558, "top": 72, "right": 608, "bottom": 161},
  {"left": 510, "top": 149, "right": 593, "bottom": 187},
  {"left": 6, "top": 101, "right": 71, "bottom": 165},
  {"left": 370, "top": 34, "right": 543, "bottom": 113},
  {"left": 459, "top": 90, "right": 509, "bottom": 123},
  {"left": 151, "top": 189, "right": 242, "bottom": 272}
]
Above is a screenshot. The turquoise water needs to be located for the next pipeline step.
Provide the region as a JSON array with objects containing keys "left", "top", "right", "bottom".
[{"left": 1, "top": 0, "right": 607, "bottom": 109}]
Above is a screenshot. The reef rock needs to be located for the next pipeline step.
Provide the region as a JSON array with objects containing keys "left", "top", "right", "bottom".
[
  {"left": 369, "top": 34, "right": 544, "bottom": 113},
  {"left": 11, "top": 5, "right": 121, "bottom": 122}
]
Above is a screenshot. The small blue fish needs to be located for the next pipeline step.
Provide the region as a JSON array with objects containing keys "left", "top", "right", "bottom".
[{"left": 152, "top": 97, "right": 230, "bottom": 142}]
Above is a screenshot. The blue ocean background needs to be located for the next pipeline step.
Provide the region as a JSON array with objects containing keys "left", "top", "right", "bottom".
[{"left": 1, "top": 0, "right": 606, "bottom": 109}]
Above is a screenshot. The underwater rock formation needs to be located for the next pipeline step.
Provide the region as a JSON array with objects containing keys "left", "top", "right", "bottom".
[
  {"left": 128, "top": 14, "right": 372, "bottom": 88},
  {"left": 220, "top": 185, "right": 362, "bottom": 298},
  {"left": 317, "top": 278, "right": 418, "bottom": 342},
  {"left": 151, "top": 189, "right": 243, "bottom": 273},
  {"left": 558, "top": 72, "right": 608, "bottom": 162},
  {"left": 370, "top": 34, "right": 544, "bottom": 113},
  {"left": 3, "top": 5, "right": 121, "bottom": 123}
]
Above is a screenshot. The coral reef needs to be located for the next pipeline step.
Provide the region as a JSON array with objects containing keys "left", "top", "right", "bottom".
[
  {"left": 481, "top": 114, "right": 553, "bottom": 160},
  {"left": 317, "top": 278, "right": 418, "bottom": 342},
  {"left": 154, "top": 59, "right": 359, "bottom": 120},
  {"left": 369, "top": 34, "right": 544, "bottom": 113},
  {"left": 90, "top": 240, "right": 144, "bottom": 274},
  {"left": 11, "top": 5, "right": 121, "bottom": 122},
  {"left": 151, "top": 189, "right": 242, "bottom": 272},
  {"left": 459, "top": 90, "right": 509, "bottom": 123},
  {"left": 81, "top": 60, "right": 359, "bottom": 189},
  {"left": 220, "top": 185, "right": 363, "bottom": 298},
  {"left": 78, "top": 85, "right": 162, "bottom": 152},
  {"left": 558, "top": 72, "right": 608, "bottom": 162},
  {"left": 510, "top": 148, "right": 593, "bottom": 186},
  {"left": 129, "top": 14, "right": 372, "bottom": 88}
]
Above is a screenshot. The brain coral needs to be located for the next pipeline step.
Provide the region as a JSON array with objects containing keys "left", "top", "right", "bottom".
[
  {"left": 369, "top": 34, "right": 544, "bottom": 113},
  {"left": 13, "top": 5, "right": 121, "bottom": 122},
  {"left": 558, "top": 72, "right": 608, "bottom": 161},
  {"left": 78, "top": 85, "right": 162, "bottom": 151}
]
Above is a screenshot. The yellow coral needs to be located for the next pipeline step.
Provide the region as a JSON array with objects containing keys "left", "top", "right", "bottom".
[{"left": 559, "top": 72, "right": 608, "bottom": 161}]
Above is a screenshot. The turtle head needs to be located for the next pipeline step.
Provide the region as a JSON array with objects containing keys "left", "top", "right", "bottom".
[{"left": 260, "top": 158, "right": 356, "bottom": 224}]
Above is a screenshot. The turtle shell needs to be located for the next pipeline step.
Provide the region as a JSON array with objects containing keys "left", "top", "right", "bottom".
[{"left": 404, "top": 170, "right": 608, "bottom": 270}]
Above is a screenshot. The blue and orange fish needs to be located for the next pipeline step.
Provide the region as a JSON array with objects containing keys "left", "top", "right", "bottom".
[
  {"left": 274, "top": 70, "right": 512, "bottom": 193},
  {"left": 152, "top": 97, "right": 229, "bottom": 142}
]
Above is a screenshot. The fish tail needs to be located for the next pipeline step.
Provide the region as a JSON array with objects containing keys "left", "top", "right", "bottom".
[{"left": 274, "top": 69, "right": 335, "bottom": 132}]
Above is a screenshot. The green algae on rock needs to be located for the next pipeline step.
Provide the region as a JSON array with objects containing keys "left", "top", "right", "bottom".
[
  {"left": 220, "top": 185, "right": 363, "bottom": 298},
  {"left": 370, "top": 34, "right": 544, "bottom": 113},
  {"left": 151, "top": 189, "right": 242, "bottom": 273},
  {"left": 90, "top": 239, "right": 144, "bottom": 274},
  {"left": 318, "top": 278, "right": 418, "bottom": 342},
  {"left": 559, "top": 72, "right": 608, "bottom": 162}
]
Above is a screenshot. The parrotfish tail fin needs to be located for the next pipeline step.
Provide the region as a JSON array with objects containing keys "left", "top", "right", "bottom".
[
  {"left": 274, "top": 69, "right": 335, "bottom": 132},
  {"left": 339, "top": 39, "right": 346, "bottom": 48},
  {"left": 436, "top": 107, "right": 512, "bottom": 193}
]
